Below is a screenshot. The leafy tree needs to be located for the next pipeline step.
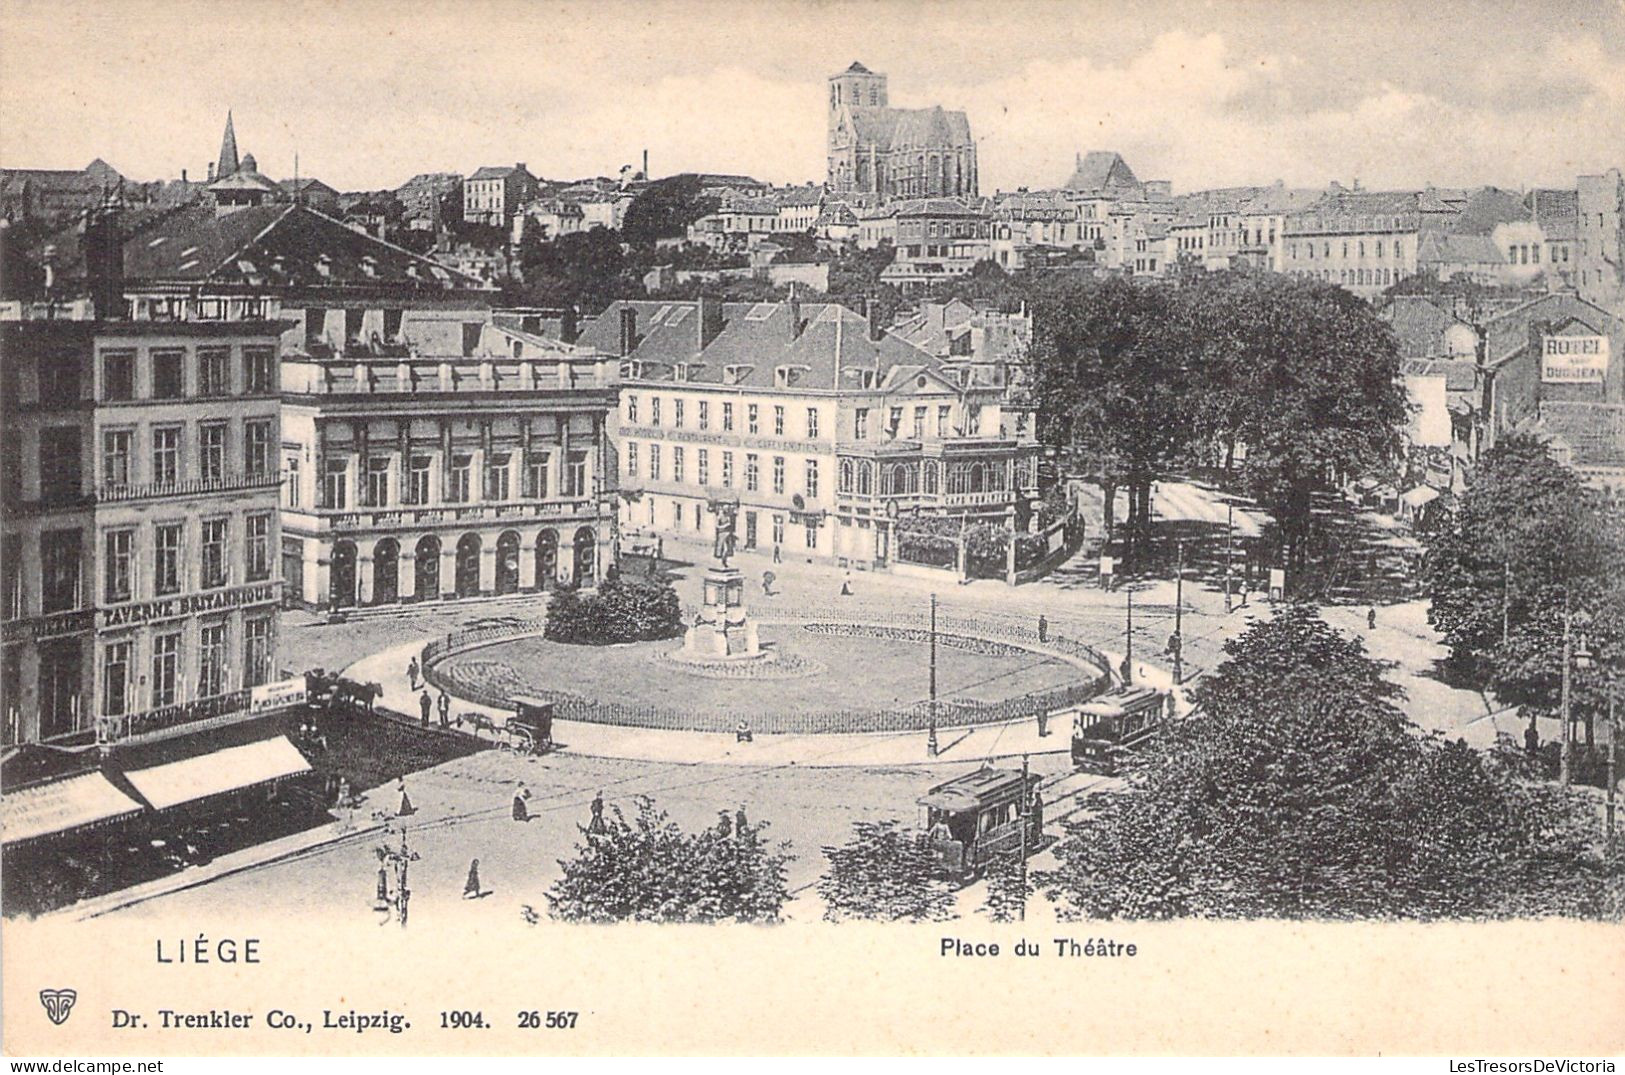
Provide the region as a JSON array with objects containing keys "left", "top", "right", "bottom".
[
  {"left": 819, "top": 819, "right": 957, "bottom": 922},
  {"left": 1423, "top": 436, "right": 1625, "bottom": 728},
  {"left": 1039, "top": 605, "right": 1622, "bottom": 920},
  {"left": 1173, "top": 272, "right": 1406, "bottom": 583},
  {"left": 547, "top": 798, "right": 791, "bottom": 923},
  {"left": 980, "top": 850, "right": 1035, "bottom": 922},
  {"left": 1028, "top": 275, "right": 1193, "bottom": 568},
  {"left": 622, "top": 175, "right": 718, "bottom": 246},
  {"left": 514, "top": 226, "right": 636, "bottom": 313},
  {"left": 543, "top": 576, "right": 683, "bottom": 644}
]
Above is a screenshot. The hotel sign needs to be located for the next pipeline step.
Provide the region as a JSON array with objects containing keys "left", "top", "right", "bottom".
[
  {"left": 100, "top": 583, "right": 280, "bottom": 628},
  {"left": 1541, "top": 335, "right": 1609, "bottom": 384}
]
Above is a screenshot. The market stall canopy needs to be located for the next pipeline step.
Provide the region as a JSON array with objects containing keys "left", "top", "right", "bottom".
[
  {"left": 122, "top": 736, "right": 312, "bottom": 812},
  {"left": 2, "top": 771, "right": 144, "bottom": 848}
]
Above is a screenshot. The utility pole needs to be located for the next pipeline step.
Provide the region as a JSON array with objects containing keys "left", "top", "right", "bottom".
[
  {"left": 1560, "top": 590, "right": 1573, "bottom": 788},
  {"left": 1607, "top": 689, "right": 1618, "bottom": 857},
  {"left": 1224, "top": 503, "right": 1233, "bottom": 614},
  {"left": 1173, "top": 540, "right": 1184, "bottom": 685},
  {"left": 1501, "top": 554, "right": 1511, "bottom": 646},
  {"left": 927, "top": 592, "right": 939, "bottom": 757},
  {"left": 1123, "top": 586, "right": 1134, "bottom": 686},
  {"left": 1017, "top": 753, "right": 1030, "bottom": 923}
]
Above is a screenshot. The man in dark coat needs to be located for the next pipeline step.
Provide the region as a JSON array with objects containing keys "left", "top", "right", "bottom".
[{"left": 419, "top": 690, "right": 432, "bottom": 726}]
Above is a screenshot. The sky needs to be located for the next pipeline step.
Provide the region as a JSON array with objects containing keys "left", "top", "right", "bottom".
[{"left": 2, "top": 0, "right": 1623, "bottom": 196}]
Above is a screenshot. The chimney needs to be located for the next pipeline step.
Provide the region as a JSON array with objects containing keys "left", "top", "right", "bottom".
[
  {"left": 560, "top": 307, "right": 579, "bottom": 345},
  {"left": 643, "top": 149, "right": 649, "bottom": 179},
  {"left": 865, "top": 295, "right": 883, "bottom": 341},
  {"left": 207, "top": 162, "right": 215, "bottom": 182},
  {"left": 182, "top": 168, "right": 188, "bottom": 183},
  {"left": 85, "top": 205, "right": 125, "bottom": 321},
  {"left": 619, "top": 306, "right": 638, "bottom": 357},
  {"left": 698, "top": 294, "right": 723, "bottom": 350},
  {"left": 787, "top": 284, "right": 802, "bottom": 339},
  {"left": 516, "top": 162, "right": 526, "bottom": 173}
]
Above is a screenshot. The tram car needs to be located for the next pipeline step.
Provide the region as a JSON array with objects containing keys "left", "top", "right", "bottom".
[
  {"left": 917, "top": 766, "right": 1043, "bottom": 883},
  {"left": 506, "top": 695, "right": 556, "bottom": 755},
  {"left": 1066, "top": 685, "right": 1168, "bottom": 774}
]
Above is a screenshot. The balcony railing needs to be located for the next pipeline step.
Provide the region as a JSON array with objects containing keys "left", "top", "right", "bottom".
[
  {"left": 99, "top": 471, "right": 284, "bottom": 503},
  {"left": 323, "top": 498, "right": 600, "bottom": 529}
]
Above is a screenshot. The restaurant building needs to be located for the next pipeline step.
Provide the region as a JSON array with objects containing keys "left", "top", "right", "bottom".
[{"left": 1, "top": 319, "right": 285, "bottom": 749}]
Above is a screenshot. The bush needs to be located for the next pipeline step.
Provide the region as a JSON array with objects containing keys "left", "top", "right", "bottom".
[
  {"left": 543, "top": 576, "right": 684, "bottom": 645},
  {"left": 819, "top": 820, "right": 957, "bottom": 922}
]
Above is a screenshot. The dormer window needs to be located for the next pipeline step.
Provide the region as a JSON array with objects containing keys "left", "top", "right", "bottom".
[
  {"left": 725, "top": 364, "right": 752, "bottom": 385},
  {"left": 360, "top": 256, "right": 378, "bottom": 278},
  {"left": 315, "top": 254, "right": 333, "bottom": 279},
  {"left": 775, "top": 365, "right": 810, "bottom": 388}
]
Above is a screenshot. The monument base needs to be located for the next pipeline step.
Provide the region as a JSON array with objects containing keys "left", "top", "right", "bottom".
[{"left": 675, "top": 563, "right": 765, "bottom": 662}]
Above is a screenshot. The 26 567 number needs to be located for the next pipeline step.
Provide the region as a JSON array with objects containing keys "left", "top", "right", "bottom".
[{"left": 518, "top": 1010, "right": 579, "bottom": 1029}]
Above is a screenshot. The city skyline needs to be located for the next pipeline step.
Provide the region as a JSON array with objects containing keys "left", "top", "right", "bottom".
[{"left": 2, "top": 0, "right": 1623, "bottom": 196}]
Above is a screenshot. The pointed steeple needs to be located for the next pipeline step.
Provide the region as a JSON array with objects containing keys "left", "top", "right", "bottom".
[{"left": 217, "top": 111, "right": 240, "bottom": 178}]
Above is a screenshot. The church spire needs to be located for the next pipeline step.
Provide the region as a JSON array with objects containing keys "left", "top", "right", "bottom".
[{"left": 217, "top": 110, "right": 240, "bottom": 179}]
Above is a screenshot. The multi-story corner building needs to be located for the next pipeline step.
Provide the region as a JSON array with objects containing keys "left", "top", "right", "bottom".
[
  {"left": 1283, "top": 189, "right": 1423, "bottom": 299},
  {"left": 1577, "top": 168, "right": 1625, "bottom": 312},
  {"left": 825, "top": 62, "right": 978, "bottom": 200},
  {"left": 879, "top": 199, "right": 992, "bottom": 290},
  {"left": 587, "top": 297, "right": 1038, "bottom": 569},
  {"left": 463, "top": 163, "right": 541, "bottom": 226},
  {"left": 278, "top": 323, "right": 619, "bottom": 610},
  {"left": 31, "top": 195, "right": 617, "bottom": 616},
  {"left": 2, "top": 320, "right": 285, "bottom": 749}
]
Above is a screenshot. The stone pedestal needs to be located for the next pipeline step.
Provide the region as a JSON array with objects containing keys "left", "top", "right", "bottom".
[{"left": 680, "top": 565, "right": 762, "bottom": 661}]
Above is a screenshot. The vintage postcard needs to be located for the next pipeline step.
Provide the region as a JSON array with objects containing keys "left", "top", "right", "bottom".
[{"left": 2, "top": 0, "right": 1623, "bottom": 1059}]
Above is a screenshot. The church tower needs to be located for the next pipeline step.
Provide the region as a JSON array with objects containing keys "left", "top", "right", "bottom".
[
  {"left": 216, "top": 110, "right": 241, "bottom": 179},
  {"left": 828, "top": 62, "right": 887, "bottom": 131}
]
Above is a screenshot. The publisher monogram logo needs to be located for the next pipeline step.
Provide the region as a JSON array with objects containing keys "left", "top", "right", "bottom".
[{"left": 39, "top": 988, "right": 77, "bottom": 1025}]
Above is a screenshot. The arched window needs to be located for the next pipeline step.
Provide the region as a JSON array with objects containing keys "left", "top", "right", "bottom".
[
  {"left": 839, "top": 459, "right": 854, "bottom": 492},
  {"left": 923, "top": 461, "right": 939, "bottom": 495},
  {"left": 858, "top": 461, "right": 873, "bottom": 495}
]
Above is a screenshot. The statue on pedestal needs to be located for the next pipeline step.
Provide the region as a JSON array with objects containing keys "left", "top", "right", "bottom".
[{"left": 712, "top": 500, "right": 739, "bottom": 567}]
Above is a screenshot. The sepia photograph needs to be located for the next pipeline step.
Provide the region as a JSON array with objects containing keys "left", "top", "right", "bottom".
[{"left": 1, "top": 0, "right": 1622, "bottom": 1060}]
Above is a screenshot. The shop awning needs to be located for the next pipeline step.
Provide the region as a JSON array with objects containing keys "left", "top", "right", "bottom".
[
  {"left": 1400, "top": 485, "right": 1441, "bottom": 509},
  {"left": 2, "top": 771, "right": 144, "bottom": 847},
  {"left": 122, "top": 736, "right": 312, "bottom": 812}
]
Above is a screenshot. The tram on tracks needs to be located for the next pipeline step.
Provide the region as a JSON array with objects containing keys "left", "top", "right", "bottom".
[
  {"left": 918, "top": 766, "right": 1043, "bottom": 883},
  {"left": 1066, "top": 685, "right": 1169, "bottom": 775}
]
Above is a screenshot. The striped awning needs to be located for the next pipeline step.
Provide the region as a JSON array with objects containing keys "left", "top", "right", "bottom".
[
  {"left": 122, "top": 736, "right": 312, "bottom": 812},
  {"left": 2, "top": 771, "right": 144, "bottom": 847}
]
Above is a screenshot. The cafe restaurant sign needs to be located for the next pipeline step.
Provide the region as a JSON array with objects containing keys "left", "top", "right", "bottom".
[
  {"left": 100, "top": 583, "right": 279, "bottom": 628},
  {"left": 1541, "top": 335, "right": 1609, "bottom": 384}
]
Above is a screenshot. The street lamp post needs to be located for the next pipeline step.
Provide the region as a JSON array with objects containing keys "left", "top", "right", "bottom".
[
  {"left": 927, "top": 592, "right": 939, "bottom": 758},
  {"left": 1560, "top": 593, "right": 1575, "bottom": 788},
  {"left": 1123, "top": 586, "right": 1134, "bottom": 687},
  {"left": 1224, "top": 503, "right": 1234, "bottom": 614},
  {"left": 1173, "top": 540, "right": 1184, "bottom": 685},
  {"left": 373, "top": 826, "right": 420, "bottom": 928}
]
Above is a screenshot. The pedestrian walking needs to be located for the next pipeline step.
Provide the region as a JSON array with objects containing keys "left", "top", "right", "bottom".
[
  {"left": 1525, "top": 719, "right": 1541, "bottom": 756},
  {"left": 437, "top": 690, "right": 451, "bottom": 726},
  {"left": 1037, "top": 707, "right": 1049, "bottom": 738},
  {"left": 736, "top": 718, "right": 753, "bottom": 743},
  {"left": 419, "top": 690, "right": 432, "bottom": 726},
  {"left": 656, "top": 537, "right": 664, "bottom": 563},
  {"left": 735, "top": 806, "right": 748, "bottom": 835},
  {"left": 463, "top": 859, "right": 482, "bottom": 899},
  {"left": 588, "top": 791, "right": 607, "bottom": 835},
  {"left": 512, "top": 782, "right": 532, "bottom": 822},
  {"left": 772, "top": 544, "right": 781, "bottom": 564},
  {"left": 406, "top": 656, "right": 419, "bottom": 690},
  {"left": 1029, "top": 789, "right": 1044, "bottom": 835},
  {"left": 1037, "top": 614, "right": 1048, "bottom": 642},
  {"left": 396, "top": 778, "right": 415, "bottom": 817},
  {"left": 1367, "top": 607, "right": 1377, "bottom": 632},
  {"left": 762, "top": 570, "right": 776, "bottom": 596},
  {"left": 840, "top": 571, "right": 853, "bottom": 597}
]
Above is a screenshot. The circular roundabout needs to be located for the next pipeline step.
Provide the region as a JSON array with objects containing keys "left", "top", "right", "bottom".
[{"left": 424, "top": 612, "right": 1111, "bottom": 736}]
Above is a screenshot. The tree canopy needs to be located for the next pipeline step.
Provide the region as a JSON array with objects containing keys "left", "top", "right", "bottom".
[
  {"left": 819, "top": 819, "right": 957, "bottom": 922},
  {"left": 547, "top": 798, "right": 791, "bottom": 923},
  {"left": 1422, "top": 435, "right": 1625, "bottom": 723},
  {"left": 1039, "top": 605, "right": 1622, "bottom": 920},
  {"left": 621, "top": 175, "right": 719, "bottom": 246}
]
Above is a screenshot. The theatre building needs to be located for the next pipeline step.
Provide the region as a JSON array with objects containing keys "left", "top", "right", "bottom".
[
  {"left": 279, "top": 322, "right": 619, "bottom": 610},
  {"left": 1, "top": 320, "right": 285, "bottom": 748}
]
